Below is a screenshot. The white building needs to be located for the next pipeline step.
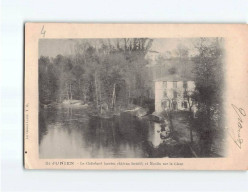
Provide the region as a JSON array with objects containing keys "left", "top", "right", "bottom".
[{"left": 155, "top": 76, "right": 195, "bottom": 113}]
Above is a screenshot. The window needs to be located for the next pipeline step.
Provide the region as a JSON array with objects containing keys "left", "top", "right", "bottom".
[
  {"left": 183, "top": 81, "right": 187, "bottom": 89},
  {"left": 164, "top": 102, "right": 167, "bottom": 108},
  {"left": 184, "top": 101, "right": 188, "bottom": 108},
  {"left": 183, "top": 90, "right": 187, "bottom": 98},
  {"left": 163, "top": 90, "right": 167, "bottom": 98},
  {"left": 161, "top": 100, "right": 168, "bottom": 109},
  {"left": 173, "top": 91, "right": 177, "bottom": 98},
  {"left": 173, "top": 81, "right": 177, "bottom": 88},
  {"left": 163, "top": 81, "right": 167, "bottom": 88}
]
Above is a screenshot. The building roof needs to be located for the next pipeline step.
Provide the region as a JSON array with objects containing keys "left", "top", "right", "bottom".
[{"left": 154, "top": 75, "right": 194, "bottom": 82}]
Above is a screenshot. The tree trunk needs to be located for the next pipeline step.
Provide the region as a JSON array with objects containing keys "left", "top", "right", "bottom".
[
  {"left": 112, "top": 83, "right": 116, "bottom": 109},
  {"left": 69, "top": 83, "right": 72, "bottom": 100},
  {"left": 66, "top": 82, "right": 69, "bottom": 100},
  {"left": 189, "top": 113, "right": 193, "bottom": 143},
  {"left": 83, "top": 86, "right": 87, "bottom": 103},
  {"left": 128, "top": 85, "right": 131, "bottom": 106},
  {"left": 99, "top": 82, "right": 102, "bottom": 114},
  {"left": 190, "top": 128, "right": 193, "bottom": 143},
  {"left": 94, "top": 71, "right": 98, "bottom": 107},
  {"left": 187, "top": 96, "right": 192, "bottom": 112},
  {"left": 79, "top": 79, "right": 81, "bottom": 99}
]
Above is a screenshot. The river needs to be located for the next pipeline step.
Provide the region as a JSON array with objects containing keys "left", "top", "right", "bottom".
[{"left": 39, "top": 107, "right": 195, "bottom": 158}]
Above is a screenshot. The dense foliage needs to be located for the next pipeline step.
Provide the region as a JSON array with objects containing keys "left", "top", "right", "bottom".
[
  {"left": 191, "top": 38, "right": 225, "bottom": 156},
  {"left": 39, "top": 38, "right": 153, "bottom": 112}
]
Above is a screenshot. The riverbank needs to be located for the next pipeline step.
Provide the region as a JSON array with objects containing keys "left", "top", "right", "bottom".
[
  {"left": 40, "top": 100, "right": 150, "bottom": 120},
  {"left": 170, "top": 111, "right": 225, "bottom": 157}
]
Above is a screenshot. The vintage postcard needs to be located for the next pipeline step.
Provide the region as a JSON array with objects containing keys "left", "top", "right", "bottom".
[{"left": 24, "top": 23, "right": 248, "bottom": 170}]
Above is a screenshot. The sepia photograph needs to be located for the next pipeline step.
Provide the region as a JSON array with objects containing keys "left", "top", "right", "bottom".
[
  {"left": 23, "top": 23, "right": 248, "bottom": 170},
  {"left": 38, "top": 37, "right": 226, "bottom": 159},
  {"left": 2, "top": 0, "right": 248, "bottom": 192}
]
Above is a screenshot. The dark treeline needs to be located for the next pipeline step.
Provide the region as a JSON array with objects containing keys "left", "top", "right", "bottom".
[
  {"left": 192, "top": 38, "right": 224, "bottom": 127},
  {"left": 191, "top": 38, "right": 225, "bottom": 155},
  {"left": 39, "top": 38, "right": 154, "bottom": 113}
]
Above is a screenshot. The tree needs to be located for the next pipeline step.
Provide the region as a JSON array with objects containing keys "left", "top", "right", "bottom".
[
  {"left": 193, "top": 38, "right": 224, "bottom": 119},
  {"left": 192, "top": 38, "right": 224, "bottom": 155},
  {"left": 39, "top": 56, "right": 59, "bottom": 104},
  {"left": 39, "top": 38, "right": 154, "bottom": 113},
  {"left": 176, "top": 44, "right": 189, "bottom": 58}
]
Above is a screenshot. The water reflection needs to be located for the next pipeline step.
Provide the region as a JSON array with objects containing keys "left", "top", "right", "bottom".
[
  {"left": 147, "top": 123, "right": 163, "bottom": 148},
  {"left": 39, "top": 108, "right": 195, "bottom": 158}
]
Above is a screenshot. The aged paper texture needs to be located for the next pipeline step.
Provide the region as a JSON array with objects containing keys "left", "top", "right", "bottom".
[{"left": 24, "top": 23, "right": 248, "bottom": 170}]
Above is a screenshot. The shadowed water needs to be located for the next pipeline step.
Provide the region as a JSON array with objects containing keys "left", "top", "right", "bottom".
[{"left": 39, "top": 107, "right": 196, "bottom": 158}]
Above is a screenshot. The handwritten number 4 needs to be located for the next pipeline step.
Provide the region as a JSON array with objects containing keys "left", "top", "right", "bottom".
[{"left": 41, "top": 25, "right": 46, "bottom": 37}]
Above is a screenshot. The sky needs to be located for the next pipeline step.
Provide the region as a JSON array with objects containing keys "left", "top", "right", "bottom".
[{"left": 39, "top": 38, "right": 198, "bottom": 58}]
